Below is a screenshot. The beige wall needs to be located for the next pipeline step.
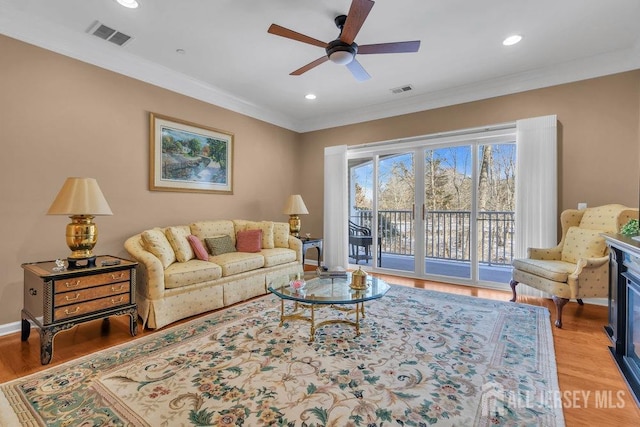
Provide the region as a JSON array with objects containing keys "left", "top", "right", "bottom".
[
  {"left": 1, "top": 33, "right": 639, "bottom": 329},
  {"left": 298, "top": 71, "right": 640, "bottom": 239},
  {"left": 0, "top": 35, "right": 300, "bottom": 327}
]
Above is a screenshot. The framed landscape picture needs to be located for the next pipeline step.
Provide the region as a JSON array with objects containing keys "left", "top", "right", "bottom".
[{"left": 149, "top": 113, "right": 233, "bottom": 194}]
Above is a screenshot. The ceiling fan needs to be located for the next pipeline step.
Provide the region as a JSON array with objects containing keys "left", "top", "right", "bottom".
[{"left": 267, "top": 0, "right": 420, "bottom": 81}]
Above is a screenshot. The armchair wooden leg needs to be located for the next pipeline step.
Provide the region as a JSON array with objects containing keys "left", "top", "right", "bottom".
[
  {"left": 577, "top": 299, "right": 584, "bottom": 305},
  {"left": 509, "top": 280, "right": 518, "bottom": 302},
  {"left": 552, "top": 295, "right": 569, "bottom": 328}
]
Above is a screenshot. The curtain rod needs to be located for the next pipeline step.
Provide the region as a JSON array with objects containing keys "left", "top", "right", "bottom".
[{"left": 349, "top": 121, "right": 516, "bottom": 150}]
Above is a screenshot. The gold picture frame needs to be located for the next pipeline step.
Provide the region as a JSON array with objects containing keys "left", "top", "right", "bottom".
[{"left": 149, "top": 113, "right": 234, "bottom": 194}]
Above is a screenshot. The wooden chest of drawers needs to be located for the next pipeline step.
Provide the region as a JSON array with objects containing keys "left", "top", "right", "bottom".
[{"left": 21, "top": 255, "right": 138, "bottom": 365}]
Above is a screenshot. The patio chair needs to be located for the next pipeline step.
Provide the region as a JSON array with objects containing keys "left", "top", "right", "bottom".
[
  {"left": 510, "top": 204, "right": 637, "bottom": 328},
  {"left": 349, "top": 221, "right": 382, "bottom": 266}
]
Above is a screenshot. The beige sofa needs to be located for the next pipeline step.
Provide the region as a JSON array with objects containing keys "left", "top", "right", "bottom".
[{"left": 125, "top": 220, "right": 302, "bottom": 329}]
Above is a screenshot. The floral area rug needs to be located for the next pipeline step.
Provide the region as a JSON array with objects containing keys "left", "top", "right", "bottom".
[{"left": 0, "top": 285, "right": 564, "bottom": 426}]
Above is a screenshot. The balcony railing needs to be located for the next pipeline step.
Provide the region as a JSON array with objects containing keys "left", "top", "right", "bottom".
[{"left": 350, "top": 210, "right": 514, "bottom": 266}]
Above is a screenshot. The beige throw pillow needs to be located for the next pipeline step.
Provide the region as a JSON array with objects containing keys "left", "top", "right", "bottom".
[
  {"left": 273, "top": 222, "right": 290, "bottom": 248},
  {"left": 561, "top": 226, "right": 607, "bottom": 264},
  {"left": 165, "top": 226, "right": 195, "bottom": 263},
  {"left": 141, "top": 229, "right": 176, "bottom": 268}
]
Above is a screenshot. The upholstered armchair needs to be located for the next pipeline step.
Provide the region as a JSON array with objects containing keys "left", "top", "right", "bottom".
[{"left": 510, "top": 204, "right": 638, "bottom": 328}]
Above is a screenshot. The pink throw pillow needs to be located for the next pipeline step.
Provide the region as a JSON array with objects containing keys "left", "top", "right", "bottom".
[
  {"left": 236, "top": 229, "right": 262, "bottom": 253},
  {"left": 187, "top": 235, "right": 209, "bottom": 261}
]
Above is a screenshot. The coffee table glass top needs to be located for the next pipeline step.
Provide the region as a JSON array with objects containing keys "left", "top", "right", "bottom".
[{"left": 268, "top": 272, "right": 390, "bottom": 305}]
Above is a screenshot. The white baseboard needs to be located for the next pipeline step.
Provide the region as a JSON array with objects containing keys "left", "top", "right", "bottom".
[
  {"left": 0, "top": 320, "right": 22, "bottom": 337},
  {"left": 583, "top": 297, "right": 607, "bottom": 307}
]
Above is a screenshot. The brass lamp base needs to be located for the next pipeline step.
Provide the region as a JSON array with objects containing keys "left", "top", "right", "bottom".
[
  {"left": 65, "top": 215, "right": 98, "bottom": 268},
  {"left": 289, "top": 214, "right": 301, "bottom": 237}
]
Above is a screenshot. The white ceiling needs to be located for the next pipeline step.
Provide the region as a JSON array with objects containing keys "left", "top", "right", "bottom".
[{"left": 2, "top": 0, "right": 640, "bottom": 132}]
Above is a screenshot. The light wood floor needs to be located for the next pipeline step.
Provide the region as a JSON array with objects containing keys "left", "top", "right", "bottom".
[{"left": 1, "top": 273, "right": 639, "bottom": 426}]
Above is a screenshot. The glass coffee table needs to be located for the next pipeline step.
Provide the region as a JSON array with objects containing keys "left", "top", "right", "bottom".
[{"left": 268, "top": 272, "right": 390, "bottom": 341}]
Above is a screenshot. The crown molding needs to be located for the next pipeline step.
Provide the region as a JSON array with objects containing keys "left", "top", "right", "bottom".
[
  {"left": 2, "top": 2, "right": 639, "bottom": 134},
  {"left": 0, "top": 4, "right": 298, "bottom": 131},
  {"left": 298, "top": 46, "right": 640, "bottom": 132}
]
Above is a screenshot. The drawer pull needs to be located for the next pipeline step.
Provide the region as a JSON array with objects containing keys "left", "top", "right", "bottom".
[
  {"left": 110, "top": 272, "right": 126, "bottom": 280},
  {"left": 64, "top": 307, "right": 80, "bottom": 315},
  {"left": 111, "top": 296, "right": 125, "bottom": 305},
  {"left": 111, "top": 284, "right": 126, "bottom": 292},
  {"left": 65, "top": 293, "right": 80, "bottom": 302},
  {"left": 65, "top": 280, "right": 81, "bottom": 288}
]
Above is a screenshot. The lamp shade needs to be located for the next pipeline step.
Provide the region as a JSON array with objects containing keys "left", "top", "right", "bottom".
[
  {"left": 47, "top": 177, "right": 113, "bottom": 216},
  {"left": 283, "top": 194, "right": 309, "bottom": 215}
]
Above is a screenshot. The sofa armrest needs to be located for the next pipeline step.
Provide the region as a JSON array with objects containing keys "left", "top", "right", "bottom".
[
  {"left": 570, "top": 255, "right": 609, "bottom": 277},
  {"left": 124, "top": 235, "right": 166, "bottom": 300},
  {"left": 527, "top": 245, "right": 562, "bottom": 260},
  {"left": 288, "top": 236, "right": 303, "bottom": 263}
]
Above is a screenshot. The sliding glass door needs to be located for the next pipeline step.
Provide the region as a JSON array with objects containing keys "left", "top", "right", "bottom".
[
  {"left": 424, "top": 146, "right": 472, "bottom": 279},
  {"left": 377, "top": 152, "right": 415, "bottom": 273},
  {"left": 348, "top": 132, "right": 516, "bottom": 287}
]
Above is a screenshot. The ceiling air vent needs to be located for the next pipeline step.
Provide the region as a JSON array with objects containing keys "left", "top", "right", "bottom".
[
  {"left": 390, "top": 84, "right": 413, "bottom": 94},
  {"left": 87, "top": 20, "right": 132, "bottom": 46}
]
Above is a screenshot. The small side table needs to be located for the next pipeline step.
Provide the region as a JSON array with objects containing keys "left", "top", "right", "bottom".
[
  {"left": 21, "top": 255, "right": 138, "bottom": 365},
  {"left": 301, "top": 237, "right": 323, "bottom": 265}
]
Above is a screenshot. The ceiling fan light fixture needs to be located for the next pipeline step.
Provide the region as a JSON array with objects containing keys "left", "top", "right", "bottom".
[
  {"left": 329, "top": 50, "right": 355, "bottom": 65},
  {"left": 326, "top": 39, "right": 357, "bottom": 65}
]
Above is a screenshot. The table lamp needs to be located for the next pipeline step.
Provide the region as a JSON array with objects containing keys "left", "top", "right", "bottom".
[
  {"left": 47, "top": 177, "right": 113, "bottom": 268},
  {"left": 283, "top": 194, "right": 309, "bottom": 237}
]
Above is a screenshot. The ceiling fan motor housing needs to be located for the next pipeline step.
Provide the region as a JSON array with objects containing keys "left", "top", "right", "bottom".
[{"left": 326, "top": 39, "right": 358, "bottom": 64}]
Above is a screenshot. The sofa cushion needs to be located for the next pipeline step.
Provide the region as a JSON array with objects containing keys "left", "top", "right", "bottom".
[
  {"left": 512, "top": 258, "right": 576, "bottom": 282},
  {"left": 165, "top": 226, "right": 195, "bottom": 263},
  {"left": 164, "top": 260, "right": 222, "bottom": 289},
  {"left": 141, "top": 229, "right": 176, "bottom": 268},
  {"left": 561, "top": 226, "right": 607, "bottom": 264},
  {"left": 273, "top": 222, "right": 290, "bottom": 248},
  {"left": 190, "top": 220, "right": 236, "bottom": 245},
  {"left": 205, "top": 235, "right": 237, "bottom": 256},
  {"left": 261, "top": 248, "right": 297, "bottom": 267},
  {"left": 187, "top": 235, "right": 209, "bottom": 261},
  {"left": 236, "top": 229, "right": 262, "bottom": 253},
  {"left": 210, "top": 252, "right": 265, "bottom": 276}
]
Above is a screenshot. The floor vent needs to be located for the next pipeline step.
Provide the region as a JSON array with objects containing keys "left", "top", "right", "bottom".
[
  {"left": 390, "top": 84, "right": 413, "bottom": 94},
  {"left": 87, "top": 21, "right": 132, "bottom": 46}
]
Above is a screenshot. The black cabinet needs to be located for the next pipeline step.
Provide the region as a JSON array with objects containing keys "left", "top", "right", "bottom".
[
  {"left": 603, "top": 233, "right": 640, "bottom": 406},
  {"left": 605, "top": 245, "right": 626, "bottom": 354}
]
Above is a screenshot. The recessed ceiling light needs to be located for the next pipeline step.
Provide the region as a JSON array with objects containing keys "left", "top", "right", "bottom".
[
  {"left": 176, "top": 48, "right": 186, "bottom": 54},
  {"left": 305, "top": 94, "right": 317, "bottom": 100},
  {"left": 503, "top": 35, "right": 522, "bottom": 46},
  {"left": 116, "top": 0, "right": 139, "bottom": 9}
]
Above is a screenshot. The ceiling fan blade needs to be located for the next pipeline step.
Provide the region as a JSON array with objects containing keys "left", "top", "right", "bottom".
[
  {"left": 268, "top": 24, "right": 327, "bottom": 48},
  {"left": 358, "top": 40, "right": 421, "bottom": 54},
  {"left": 340, "top": 0, "right": 375, "bottom": 45},
  {"left": 346, "top": 58, "right": 371, "bottom": 81},
  {"left": 290, "top": 56, "right": 329, "bottom": 76}
]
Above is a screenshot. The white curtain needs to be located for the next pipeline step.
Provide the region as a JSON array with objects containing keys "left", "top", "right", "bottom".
[
  {"left": 323, "top": 145, "right": 349, "bottom": 269},
  {"left": 515, "top": 115, "right": 558, "bottom": 297}
]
